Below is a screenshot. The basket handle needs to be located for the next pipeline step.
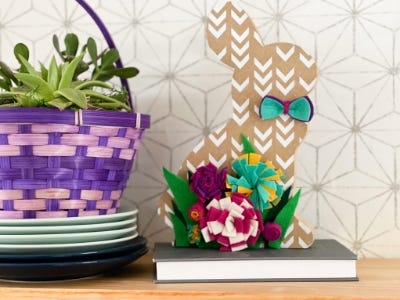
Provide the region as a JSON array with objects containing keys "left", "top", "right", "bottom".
[{"left": 75, "top": 0, "right": 134, "bottom": 111}]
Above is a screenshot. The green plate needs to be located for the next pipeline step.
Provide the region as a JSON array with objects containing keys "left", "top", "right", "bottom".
[
  {"left": 0, "top": 226, "right": 137, "bottom": 244},
  {"left": 0, "top": 209, "right": 137, "bottom": 226},
  {"left": 0, "top": 232, "right": 139, "bottom": 254},
  {"left": 0, "top": 218, "right": 136, "bottom": 235}
]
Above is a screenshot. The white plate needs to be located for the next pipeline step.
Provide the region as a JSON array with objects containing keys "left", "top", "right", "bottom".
[
  {"left": 0, "top": 226, "right": 137, "bottom": 244},
  {"left": 0, "top": 209, "right": 137, "bottom": 226},
  {"left": 0, "top": 232, "right": 139, "bottom": 254},
  {"left": 0, "top": 218, "right": 136, "bottom": 235}
]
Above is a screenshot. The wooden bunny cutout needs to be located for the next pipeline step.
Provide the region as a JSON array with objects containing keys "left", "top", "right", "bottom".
[{"left": 159, "top": 1, "right": 317, "bottom": 248}]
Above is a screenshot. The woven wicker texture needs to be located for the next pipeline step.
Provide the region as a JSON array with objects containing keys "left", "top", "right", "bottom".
[{"left": 0, "top": 121, "right": 147, "bottom": 219}]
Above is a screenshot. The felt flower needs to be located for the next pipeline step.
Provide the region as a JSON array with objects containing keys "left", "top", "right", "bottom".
[
  {"left": 263, "top": 222, "right": 282, "bottom": 241},
  {"left": 200, "top": 193, "right": 263, "bottom": 251},
  {"left": 227, "top": 153, "right": 284, "bottom": 211},
  {"left": 188, "top": 202, "right": 206, "bottom": 222},
  {"left": 190, "top": 163, "right": 227, "bottom": 202}
]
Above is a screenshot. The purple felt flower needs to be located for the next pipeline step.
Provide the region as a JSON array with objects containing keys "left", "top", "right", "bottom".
[
  {"left": 190, "top": 163, "right": 227, "bottom": 202},
  {"left": 200, "top": 193, "right": 264, "bottom": 252}
]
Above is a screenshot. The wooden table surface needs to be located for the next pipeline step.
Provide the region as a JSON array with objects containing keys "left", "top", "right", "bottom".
[{"left": 0, "top": 251, "right": 399, "bottom": 300}]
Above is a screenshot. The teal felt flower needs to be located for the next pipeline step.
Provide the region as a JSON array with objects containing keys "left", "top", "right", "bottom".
[{"left": 227, "top": 153, "right": 284, "bottom": 211}]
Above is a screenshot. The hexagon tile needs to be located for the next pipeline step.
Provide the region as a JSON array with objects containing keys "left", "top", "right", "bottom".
[{"left": 0, "top": 0, "right": 400, "bottom": 257}]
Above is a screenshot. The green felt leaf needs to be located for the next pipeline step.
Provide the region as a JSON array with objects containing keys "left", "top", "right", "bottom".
[
  {"left": 265, "top": 186, "right": 292, "bottom": 222},
  {"left": 268, "top": 189, "right": 301, "bottom": 249},
  {"left": 240, "top": 133, "right": 256, "bottom": 154},
  {"left": 170, "top": 213, "right": 190, "bottom": 247},
  {"left": 162, "top": 167, "right": 198, "bottom": 226},
  {"left": 172, "top": 201, "right": 187, "bottom": 227}
]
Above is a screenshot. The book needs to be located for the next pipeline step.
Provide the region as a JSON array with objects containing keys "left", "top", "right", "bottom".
[{"left": 153, "top": 239, "right": 358, "bottom": 283}]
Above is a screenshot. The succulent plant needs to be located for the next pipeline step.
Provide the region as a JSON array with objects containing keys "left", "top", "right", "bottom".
[{"left": 0, "top": 33, "right": 139, "bottom": 111}]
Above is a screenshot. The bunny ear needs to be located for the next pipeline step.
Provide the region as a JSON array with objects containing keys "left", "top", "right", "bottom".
[{"left": 207, "top": 1, "right": 263, "bottom": 69}]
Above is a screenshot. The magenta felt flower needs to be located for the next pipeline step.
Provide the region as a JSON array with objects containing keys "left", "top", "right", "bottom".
[
  {"left": 263, "top": 222, "right": 282, "bottom": 241},
  {"left": 190, "top": 163, "right": 227, "bottom": 202},
  {"left": 200, "top": 193, "right": 263, "bottom": 251},
  {"left": 188, "top": 202, "right": 206, "bottom": 222}
]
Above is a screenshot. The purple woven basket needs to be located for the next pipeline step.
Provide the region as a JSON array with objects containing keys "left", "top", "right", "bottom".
[{"left": 0, "top": 0, "right": 150, "bottom": 219}]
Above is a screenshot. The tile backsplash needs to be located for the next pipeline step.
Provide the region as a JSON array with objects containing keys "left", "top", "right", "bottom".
[{"left": 0, "top": 0, "right": 399, "bottom": 257}]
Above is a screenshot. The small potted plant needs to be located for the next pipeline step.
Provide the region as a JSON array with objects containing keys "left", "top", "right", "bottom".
[
  {"left": 0, "top": 33, "right": 138, "bottom": 111},
  {"left": 0, "top": 4, "right": 150, "bottom": 219}
]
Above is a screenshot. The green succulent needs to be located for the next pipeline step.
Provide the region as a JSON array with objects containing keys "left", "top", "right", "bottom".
[{"left": 0, "top": 33, "right": 139, "bottom": 111}]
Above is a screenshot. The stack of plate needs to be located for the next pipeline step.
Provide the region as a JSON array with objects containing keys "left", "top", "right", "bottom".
[{"left": 0, "top": 209, "right": 147, "bottom": 281}]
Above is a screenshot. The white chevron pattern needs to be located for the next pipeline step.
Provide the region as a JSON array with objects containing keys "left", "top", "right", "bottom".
[
  {"left": 254, "top": 82, "right": 272, "bottom": 97},
  {"left": 254, "top": 126, "right": 272, "bottom": 141},
  {"left": 299, "top": 53, "right": 315, "bottom": 68},
  {"left": 209, "top": 154, "right": 227, "bottom": 168},
  {"left": 276, "top": 154, "right": 295, "bottom": 169},
  {"left": 231, "top": 28, "right": 249, "bottom": 44},
  {"left": 193, "top": 139, "right": 204, "bottom": 153},
  {"left": 254, "top": 70, "right": 272, "bottom": 85},
  {"left": 231, "top": 40, "right": 249, "bottom": 56},
  {"left": 231, "top": 53, "right": 249, "bottom": 68},
  {"left": 231, "top": 137, "right": 244, "bottom": 153},
  {"left": 209, "top": 10, "right": 226, "bottom": 26},
  {"left": 276, "top": 119, "right": 295, "bottom": 135},
  {"left": 208, "top": 23, "right": 227, "bottom": 39},
  {"left": 216, "top": 47, "right": 227, "bottom": 59},
  {"left": 232, "top": 98, "right": 249, "bottom": 114},
  {"left": 276, "top": 67, "right": 295, "bottom": 83},
  {"left": 276, "top": 132, "right": 294, "bottom": 147},
  {"left": 209, "top": 131, "right": 227, "bottom": 147},
  {"left": 232, "top": 111, "right": 249, "bottom": 126},
  {"left": 254, "top": 139, "right": 272, "bottom": 153},
  {"left": 276, "top": 46, "right": 295, "bottom": 61},
  {"left": 231, "top": 9, "right": 248, "bottom": 25},
  {"left": 254, "top": 57, "right": 272, "bottom": 72},
  {"left": 276, "top": 80, "right": 295, "bottom": 95},
  {"left": 299, "top": 77, "right": 317, "bottom": 92},
  {"left": 232, "top": 77, "right": 249, "bottom": 92}
]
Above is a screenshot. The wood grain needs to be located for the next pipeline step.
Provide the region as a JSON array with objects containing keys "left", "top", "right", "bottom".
[{"left": 0, "top": 253, "right": 399, "bottom": 300}]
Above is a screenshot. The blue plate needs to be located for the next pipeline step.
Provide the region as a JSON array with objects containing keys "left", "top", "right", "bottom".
[
  {"left": 0, "top": 245, "right": 148, "bottom": 281},
  {"left": 0, "top": 236, "right": 147, "bottom": 263}
]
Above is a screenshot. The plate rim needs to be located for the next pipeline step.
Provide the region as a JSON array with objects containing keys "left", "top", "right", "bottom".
[
  {"left": 0, "top": 218, "right": 137, "bottom": 234},
  {"left": 0, "top": 209, "right": 138, "bottom": 226},
  {"left": 0, "top": 225, "right": 137, "bottom": 244},
  {"left": 0, "top": 232, "right": 139, "bottom": 253},
  {"left": 0, "top": 236, "right": 147, "bottom": 262},
  {"left": 0, "top": 246, "right": 148, "bottom": 281}
]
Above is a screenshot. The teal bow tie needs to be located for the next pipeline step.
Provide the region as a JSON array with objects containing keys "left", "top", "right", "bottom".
[{"left": 259, "top": 95, "right": 314, "bottom": 122}]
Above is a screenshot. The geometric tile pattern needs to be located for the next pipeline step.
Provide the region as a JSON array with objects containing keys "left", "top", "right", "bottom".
[{"left": 0, "top": 0, "right": 399, "bottom": 257}]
